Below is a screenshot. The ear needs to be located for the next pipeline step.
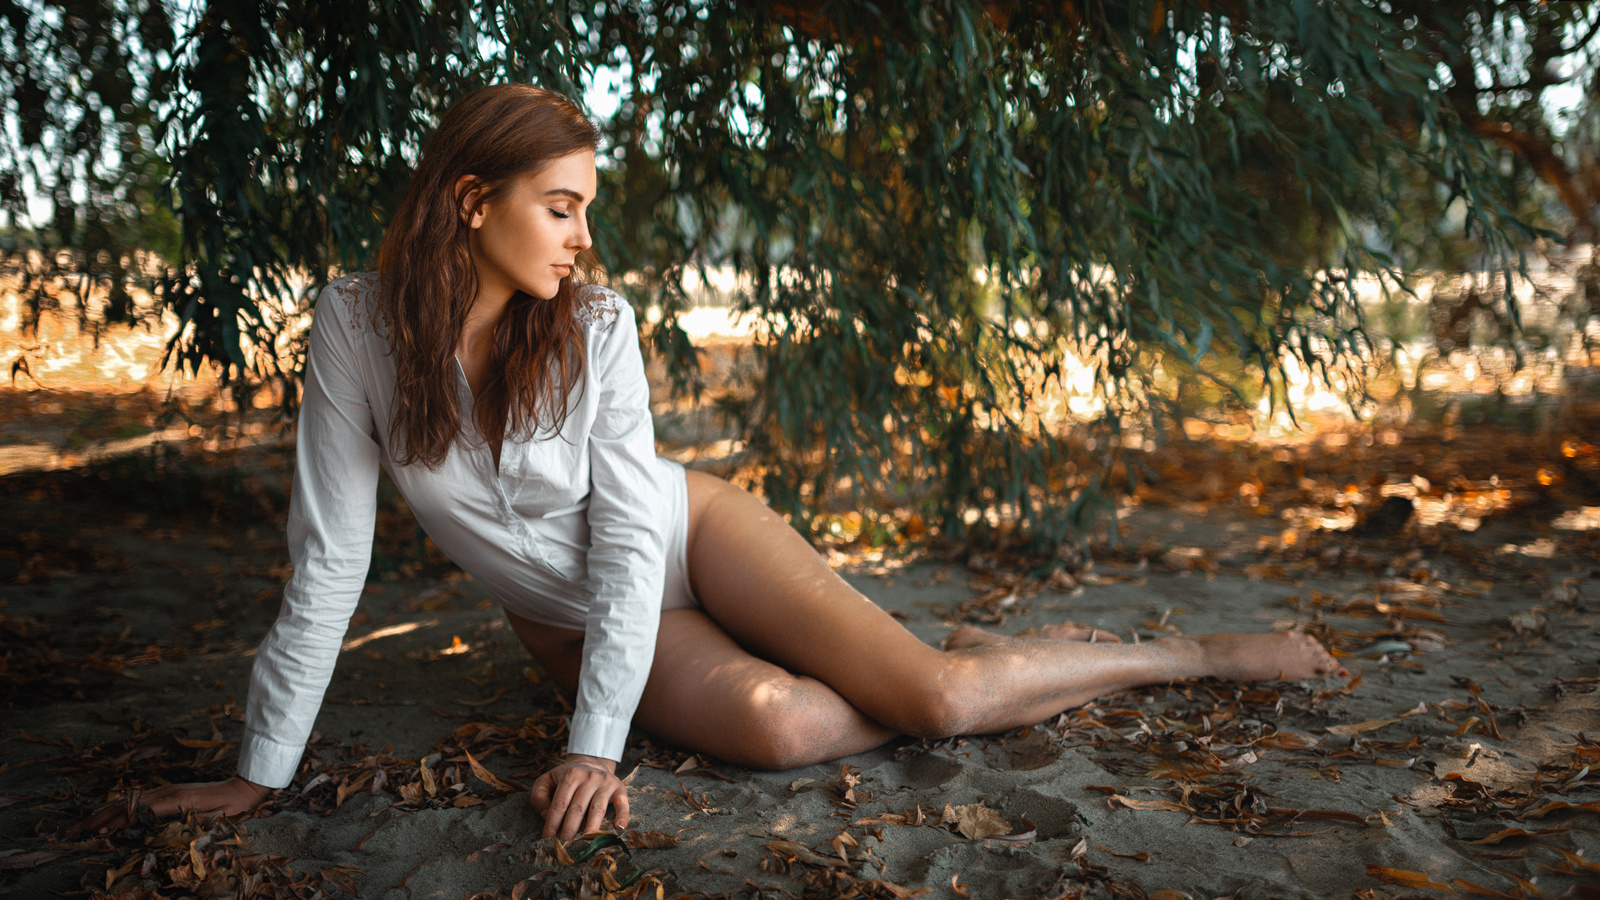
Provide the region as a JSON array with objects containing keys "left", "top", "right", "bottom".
[{"left": 453, "top": 175, "right": 486, "bottom": 228}]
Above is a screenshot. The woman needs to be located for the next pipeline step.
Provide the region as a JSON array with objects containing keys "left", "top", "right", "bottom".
[{"left": 88, "top": 84, "right": 1344, "bottom": 842}]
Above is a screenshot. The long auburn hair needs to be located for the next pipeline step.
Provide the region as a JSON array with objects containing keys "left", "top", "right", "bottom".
[{"left": 375, "top": 84, "right": 601, "bottom": 468}]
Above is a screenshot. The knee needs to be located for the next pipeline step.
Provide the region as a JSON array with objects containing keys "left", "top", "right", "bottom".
[
  {"left": 726, "top": 681, "right": 853, "bottom": 771},
  {"left": 880, "top": 666, "right": 979, "bottom": 739},
  {"left": 737, "top": 719, "right": 822, "bottom": 771}
]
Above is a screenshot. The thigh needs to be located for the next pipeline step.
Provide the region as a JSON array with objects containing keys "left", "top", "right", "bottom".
[
  {"left": 682, "top": 471, "right": 950, "bottom": 720},
  {"left": 507, "top": 606, "right": 892, "bottom": 768},
  {"left": 630, "top": 609, "right": 891, "bottom": 767}
]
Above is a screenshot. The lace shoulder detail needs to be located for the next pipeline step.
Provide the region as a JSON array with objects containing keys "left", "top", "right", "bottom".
[
  {"left": 574, "top": 283, "right": 627, "bottom": 329},
  {"left": 323, "top": 272, "right": 383, "bottom": 335}
]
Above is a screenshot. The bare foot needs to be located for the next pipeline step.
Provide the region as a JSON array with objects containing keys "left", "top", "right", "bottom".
[
  {"left": 943, "top": 622, "right": 1123, "bottom": 651},
  {"left": 1193, "top": 631, "right": 1348, "bottom": 681}
]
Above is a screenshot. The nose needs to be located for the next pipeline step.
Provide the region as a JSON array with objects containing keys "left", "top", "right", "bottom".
[{"left": 570, "top": 212, "right": 592, "bottom": 252}]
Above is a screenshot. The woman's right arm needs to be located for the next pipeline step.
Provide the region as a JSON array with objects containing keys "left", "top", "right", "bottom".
[{"left": 85, "top": 287, "right": 382, "bottom": 831}]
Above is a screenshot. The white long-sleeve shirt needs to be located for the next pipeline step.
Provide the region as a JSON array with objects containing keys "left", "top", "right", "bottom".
[{"left": 237, "top": 273, "right": 666, "bottom": 789}]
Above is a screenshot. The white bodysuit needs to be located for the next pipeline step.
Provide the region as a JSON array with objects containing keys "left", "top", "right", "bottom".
[{"left": 237, "top": 273, "right": 689, "bottom": 789}]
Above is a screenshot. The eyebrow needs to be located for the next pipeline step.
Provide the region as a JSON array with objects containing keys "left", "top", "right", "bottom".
[{"left": 544, "top": 188, "right": 587, "bottom": 203}]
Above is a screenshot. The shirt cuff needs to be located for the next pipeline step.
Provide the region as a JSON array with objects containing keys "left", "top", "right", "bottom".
[
  {"left": 237, "top": 728, "right": 307, "bottom": 789},
  {"left": 566, "top": 713, "right": 631, "bottom": 762}
]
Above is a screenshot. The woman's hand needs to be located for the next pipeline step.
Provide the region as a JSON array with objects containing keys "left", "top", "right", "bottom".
[
  {"left": 80, "top": 777, "right": 272, "bottom": 834},
  {"left": 529, "top": 754, "right": 629, "bottom": 840}
]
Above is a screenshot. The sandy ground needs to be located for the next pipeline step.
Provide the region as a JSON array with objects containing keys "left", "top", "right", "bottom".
[{"left": 1, "top": 434, "right": 1597, "bottom": 900}]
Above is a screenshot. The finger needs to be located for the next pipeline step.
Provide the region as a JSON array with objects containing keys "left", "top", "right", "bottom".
[
  {"left": 580, "top": 785, "right": 610, "bottom": 835},
  {"left": 542, "top": 773, "right": 581, "bottom": 839},
  {"left": 530, "top": 773, "right": 554, "bottom": 813},
  {"left": 613, "top": 786, "right": 629, "bottom": 831},
  {"left": 560, "top": 781, "right": 600, "bottom": 840}
]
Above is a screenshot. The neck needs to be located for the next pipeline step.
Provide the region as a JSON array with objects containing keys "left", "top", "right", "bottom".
[{"left": 460, "top": 281, "right": 512, "bottom": 354}]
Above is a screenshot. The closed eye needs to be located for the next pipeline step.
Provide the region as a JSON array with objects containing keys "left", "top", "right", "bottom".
[{"left": 549, "top": 209, "right": 571, "bottom": 219}]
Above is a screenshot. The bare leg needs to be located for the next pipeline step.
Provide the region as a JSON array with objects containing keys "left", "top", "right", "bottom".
[
  {"left": 507, "top": 472, "right": 1343, "bottom": 770},
  {"left": 944, "top": 622, "right": 1124, "bottom": 649},
  {"left": 677, "top": 472, "right": 1342, "bottom": 751},
  {"left": 506, "top": 609, "right": 896, "bottom": 769}
]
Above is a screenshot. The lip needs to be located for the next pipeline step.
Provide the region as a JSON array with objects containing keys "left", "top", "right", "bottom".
[{"left": 552, "top": 264, "right": 572, "bottom": 276}]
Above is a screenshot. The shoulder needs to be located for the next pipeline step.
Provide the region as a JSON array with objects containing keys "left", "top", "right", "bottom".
[
  {"left": 315, "top": 272, "right": 384, "bottom": 336},
  {"left": 573, "top": 283, "right": 634, "bottom": 333}
]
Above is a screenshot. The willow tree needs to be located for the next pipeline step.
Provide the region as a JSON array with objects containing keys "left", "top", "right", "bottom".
[{"left": 4, "top": 0, "right": 1595, "bottom": 548}]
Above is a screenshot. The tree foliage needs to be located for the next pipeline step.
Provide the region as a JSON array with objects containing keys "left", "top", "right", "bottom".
[
  {"left": 3, "top": 0, "right": 1597, "bottom": 548},
  {"left": 0, "top": 0, "right": 177, "bottom": 334}
]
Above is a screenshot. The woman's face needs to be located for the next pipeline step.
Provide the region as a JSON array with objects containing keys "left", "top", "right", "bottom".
[{"left": 465, "top": 150, "right": 597, "bottom": 302}]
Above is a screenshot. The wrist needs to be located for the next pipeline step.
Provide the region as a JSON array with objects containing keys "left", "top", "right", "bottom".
[
  {"left": 232, "top": 776, "right": 273, "bottom": 799},
  {"left": 563, "top": 753, "right": 616, "bottom": 774}
]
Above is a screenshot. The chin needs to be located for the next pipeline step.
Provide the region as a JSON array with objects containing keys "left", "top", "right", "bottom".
[{"left": 523, "top": 281, "right": 562, "bottom": 301}]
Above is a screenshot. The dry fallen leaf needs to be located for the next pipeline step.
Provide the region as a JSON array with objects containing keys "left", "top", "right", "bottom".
[
  {"left": 939, "top": 802, "right": 1012, "bottom": 840},
  {"left": 1523, "top": 799, "right": 1600, "bottom": 818},
  {"left": 830, "top": 831, "right": 856, "bottom": 864},
  {"left": 419, "top": 757, "right": 438, "bottom": 797},
  {"left": 1546, "top": 847, "right": 1600, "bottom": 875},
  {"left": 1326, "top": 719, "right": 1399, "bottom": 736},
  {"left": 463, "top": 749, "right": 521, "bottom": 793},
  {"left": 466, "top": 840, "right": 510, "bottom": 863},
  {"left": 950, "top": 872, "right": 969, "bottom": 897},
  {"left": 1365, "top": 863, "right": 1455, "bottom": 892},
  {"left": 1449, "top": 878, "right": 1518, "bottom": 899},
  {"left": 626, "top": 831, "right": 679, "bottom": 849},
  {"left": 1465, "top": 826, "right": 1568, "bottom": 845},
  {"left": 1109, "top": 794, "right": 1190, "bottom": 813},
  {"left": 1100, "top": 844, "right": 1151, "bottom": 861},
  {"left": 765, "top": 839, "right": 850, "bottom": 869},
  {"left": 0, "top": 850, "right": 68, "bottom": 870}
]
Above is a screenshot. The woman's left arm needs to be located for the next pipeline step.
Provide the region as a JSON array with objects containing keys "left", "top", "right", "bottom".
[{"left": 538, "top": 295, "right": 666, "bottom": 839}]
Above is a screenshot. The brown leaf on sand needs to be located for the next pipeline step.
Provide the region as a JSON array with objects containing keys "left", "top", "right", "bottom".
[
  {"left": 1522, "top": 799, "right": 1600, "bottom": 819},
  {"left": 0, "top": 850, "right": 68, "bottom": 870},
  {"left": 463, "top": 749, "right": 521, "bottom": 793},
  {"left": 1547, "top": 847, "right": 1600, "bottom": 875},
  {"left": 838, "top": 764, "right": 862, "bottom": 807},
  {"left": 466, "top": 840, "right": 511, "bottom": 863},
  {"left": 860, "top": 880, "right": 932, "bottom": 898},
  {"left": 626, "top": 830, "right": 679, "bottom": 849},
  {"left": 335, "top": 770, "right": 373, "bottom": 808},
  {"left": 1109, "top": 794, "right": 1190, "bottom": 813},
  {"left": 1147, "top": 892, "right": 1193, "bottom": 900},
  {"left": 765, "top": 839, "right": 851, "bottom": 869},
  {"left": 419, "top": 757, "right": 438, "bottom": 797},
  {"left": 830, "top": 831, "right": 857, "bottom": 863},
  {"left": 1365, "top": 863, "right": 1456, "bottom": 892},
  {"left": 1254, "top": 731, "right": 1319, "bottom": 751},
  {"left": 1450, "top": 879, "right": 1519, "bottom": 899},
  {"left": 553, "top": 838, "right": 576, "bottom": 866},
  {"left": 1326, "top": 719, "right": 1398, "bottom": 736},
  {"left": 1265, "top": 807, "right": 1370, "bottom": 826},
  {"left": 939, "top": 802, "right": 1012, "bottom": 840},
  {"left": 951, "top": 873, "right": 969, "bottom": 897},
  {"left": 1399, "top": 700, "right": 1430, "bottom": 718},
  {"left": 1465, "top": 826, "right": 1568, "bottom": 845}
]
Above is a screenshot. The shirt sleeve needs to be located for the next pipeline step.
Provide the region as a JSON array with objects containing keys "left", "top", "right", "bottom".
[
  {"left": 237, "top": 291, "right": 380, "bottom": 788},
  {"left": 566, "top": 297, "right": 666, "bottom": 761}
]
